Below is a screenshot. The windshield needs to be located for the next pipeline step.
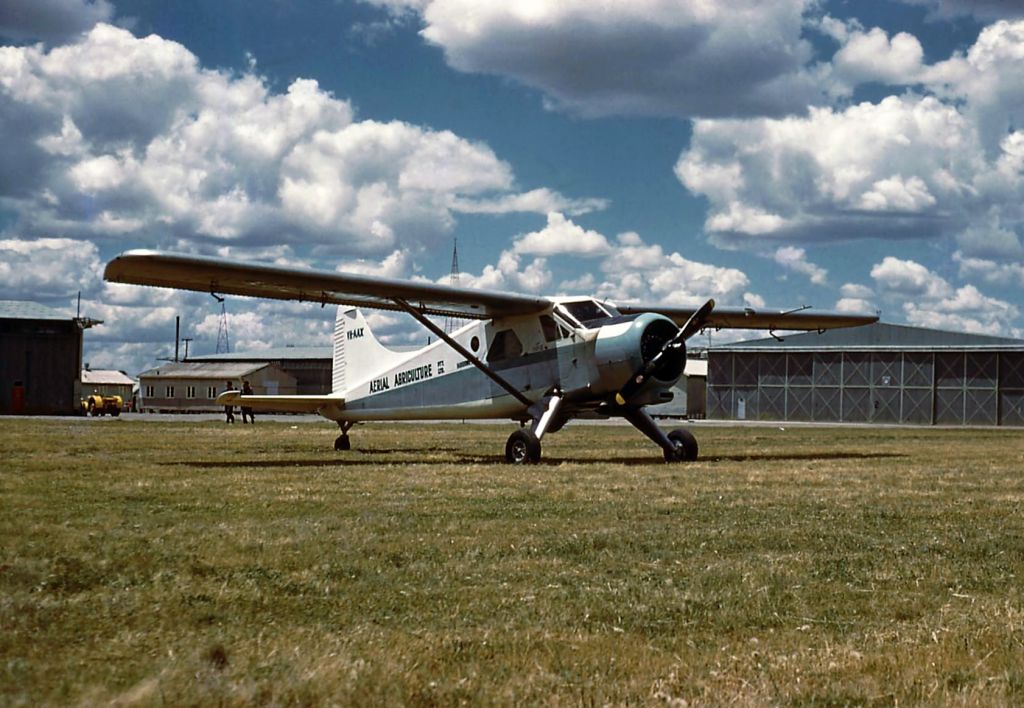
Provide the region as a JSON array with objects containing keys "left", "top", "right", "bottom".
[{"left": 560, "top": 300, "right": 612, "bottom": 327}]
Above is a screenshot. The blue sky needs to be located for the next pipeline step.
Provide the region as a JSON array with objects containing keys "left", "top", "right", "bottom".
[{"left": 2, "top": 0, "right": 1024, "bottom": 374}]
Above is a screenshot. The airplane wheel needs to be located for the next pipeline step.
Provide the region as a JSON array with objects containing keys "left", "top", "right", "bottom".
[
  {"left": 665, "top": 428, "right": 698, "bottom": 462},
  {"left": 334, "top": 434, "right": 351, "bottom": 451},
  {"left": 505, "top": 429, "right": 541, "bottom": 464}
]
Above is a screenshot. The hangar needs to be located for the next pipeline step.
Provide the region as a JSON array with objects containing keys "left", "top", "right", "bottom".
[
  {"left": 1, "top": 300, "right": 97, "bottom": 415},
  {"left": 706, "top": 322, "right": 1024, "bottom": 426},
  {"left": 136, "top": 361, "right": 297, "bottom": 413}
]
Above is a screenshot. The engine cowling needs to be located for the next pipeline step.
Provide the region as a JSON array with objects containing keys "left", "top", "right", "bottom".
[{"left": 592, "top": 313, "right": 685, "bottom": 398}]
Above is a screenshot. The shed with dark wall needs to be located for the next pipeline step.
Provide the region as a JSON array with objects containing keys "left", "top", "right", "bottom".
[{"left": 1, "top": 301, "right": 89, "bottom": 415}]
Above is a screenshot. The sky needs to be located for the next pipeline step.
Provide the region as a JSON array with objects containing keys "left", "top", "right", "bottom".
[{"left": 2, "top": 0, "right": 1024, "bottom": 375}]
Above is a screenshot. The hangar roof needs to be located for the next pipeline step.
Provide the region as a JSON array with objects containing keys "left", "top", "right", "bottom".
[
  {"left": 82, "top": 369, "right": 135, "bottom": 385},
  {"left": 0, "top": 300, "right": 71, "bottom": 321},
  {"left": 712, "top": 322, "right": 1024, "bottom": 352},
  {"left": 188, "top": 346, "right": 332, "bottom": 361},
  {"left": 138, "top": 361, "right": 280, "bottom": 379}
]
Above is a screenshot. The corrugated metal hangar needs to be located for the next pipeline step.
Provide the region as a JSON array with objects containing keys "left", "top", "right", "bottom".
[
  {"left": 707, "top": 322, "right": 1024, "bottom": 426},
  {"left": 1, "top": 300, "right": 93, "bottom": 415}
]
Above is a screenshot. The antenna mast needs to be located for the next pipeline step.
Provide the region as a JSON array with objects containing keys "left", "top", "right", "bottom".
[
  {"left": 444, "top": 238, "right": 462, "bottom": 334},
  {"left": 216, "top": 300, "right": 230, "bottom": 354}
]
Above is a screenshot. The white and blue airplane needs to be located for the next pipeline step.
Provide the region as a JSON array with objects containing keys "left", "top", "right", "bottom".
[{"left": 105, "top": 251, "right": 876, "bottom": 463}]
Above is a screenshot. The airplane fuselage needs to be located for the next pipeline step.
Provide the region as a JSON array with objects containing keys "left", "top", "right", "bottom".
[{"left": 333, "top": 301, "right": 683, "bottom": 423}]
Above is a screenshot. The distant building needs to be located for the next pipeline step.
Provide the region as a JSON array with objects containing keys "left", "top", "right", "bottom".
[
  {"left": 707, "top": 322, "right": 1024, "bottom": 426},
  {"left": 186, "top": 346, "right": 332, "bottom": 394},
  {"left": 1, "top": 300, "right": 98, "bottom": 415},
  {"left": 136, "top": 361, "right": 297, "bottom": 413},
  {"left": 81, "top": 369, "right": 135, "bottom": 409},
  {"left": 648, "top": 359, "right": 708, "bottom": 419}
]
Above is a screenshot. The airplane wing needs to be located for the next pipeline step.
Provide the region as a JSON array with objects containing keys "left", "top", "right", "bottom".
[
  {"left": 104, "top": 251, "right": 551, "bottom": 319},
  {"left": 616, "top": 304, "right": 878, "bottom": 331}
]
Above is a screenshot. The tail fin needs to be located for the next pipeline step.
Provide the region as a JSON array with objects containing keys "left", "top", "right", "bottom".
[{"left": 332, "top": 307, "right": 405, "bottom": 394}]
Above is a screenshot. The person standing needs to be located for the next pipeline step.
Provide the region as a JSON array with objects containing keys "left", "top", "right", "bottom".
[
  {"left": 224, "top": 380, "right": 235, "bottom": 423},
  {"left": 241, "top": 380, "right": 255, "bottom": 424}
]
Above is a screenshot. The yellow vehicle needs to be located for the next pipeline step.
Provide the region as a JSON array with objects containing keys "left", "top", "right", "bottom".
[{"left": 81, "top": 393, "right": 123, "bottom": 416}]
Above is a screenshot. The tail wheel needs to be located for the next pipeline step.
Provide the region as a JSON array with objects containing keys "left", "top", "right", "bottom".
[
  {"left": 505, "top": 429, "right": 541, "bottom": 464},
  {"left": 334, "top": 434, "right": 351, "bottom": 451},
  {"left": 665, "top": 428, "right": 698, "bottom": 462}
]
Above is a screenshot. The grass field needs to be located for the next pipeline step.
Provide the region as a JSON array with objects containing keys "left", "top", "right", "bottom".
[{"left": 2, "top": 417, "right": 1024, "bottom": 705}]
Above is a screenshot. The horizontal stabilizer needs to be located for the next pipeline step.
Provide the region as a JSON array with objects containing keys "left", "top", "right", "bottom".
[{"left": 216, "top": 391, "right": 343, "bottom": 414}]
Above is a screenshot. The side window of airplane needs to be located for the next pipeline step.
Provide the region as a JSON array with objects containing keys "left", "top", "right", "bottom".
[
  {"left": 487, "top": 329, "right": 523, "bottom": 363},
  {"left": 539, "top": 315, "right": 560, "bottom": 343}
]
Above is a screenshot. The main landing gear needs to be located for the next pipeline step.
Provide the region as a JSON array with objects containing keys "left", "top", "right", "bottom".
[
  {"left": 334, "top": 421, "right": 353, "bottom": 451},
  {"left": 502, "top": 394, "right": 699, "bottom": 464}
]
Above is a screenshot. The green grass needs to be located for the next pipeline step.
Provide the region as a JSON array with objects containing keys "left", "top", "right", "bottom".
[{"left": 2, "top": 417, "right": 1024, "bottom": 705}]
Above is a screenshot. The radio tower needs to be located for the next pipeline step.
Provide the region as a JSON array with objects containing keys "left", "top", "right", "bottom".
[
  {"left": 215, "top": 299, "right": 231, "bottom": 354},
  {"left": 444, "top": 238, "right": 461, "bottom": 334}
]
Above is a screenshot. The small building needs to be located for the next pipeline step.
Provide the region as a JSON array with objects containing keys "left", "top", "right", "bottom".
[
  {"left": 137, "top": 361, "right": 297, "bottom": 413},
  {"left": 186, "top": 346, "right": 332, "bottom": 394},
  {"left": 648, "top": 359, "right": 708, "bottom": 419},
  {"left": 81, "top": 369, "right": 135, "bottom": 409},
  {"left": 1, "top": 300, "right": 97, "bottom": 415},
  {"left": 707, "top": 322, "right": 1024, "bottom": 426}
]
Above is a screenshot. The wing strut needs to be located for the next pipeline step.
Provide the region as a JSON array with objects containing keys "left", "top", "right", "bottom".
[{"left": 391, "top": 298, "right": 533, "bottom": 408}]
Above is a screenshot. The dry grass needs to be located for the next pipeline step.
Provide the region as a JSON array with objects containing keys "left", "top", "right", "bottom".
[{"left": 2, "top": 417, "right": 1024, "bottom": 705}]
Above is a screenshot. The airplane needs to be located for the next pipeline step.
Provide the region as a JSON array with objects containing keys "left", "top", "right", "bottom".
[{"left": 104, "top": 251, "right": 877, "bottom": 464}]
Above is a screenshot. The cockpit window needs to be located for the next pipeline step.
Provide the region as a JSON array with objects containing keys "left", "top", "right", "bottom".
[
  {"left": 487, "top": 329, "right": 523, "bottom": 363},
  {"left": 539, "top": 315, "right": 560, "bottom": 343},
  {"left": 560, "top": 300, "right": 611, "bottom": 327}
]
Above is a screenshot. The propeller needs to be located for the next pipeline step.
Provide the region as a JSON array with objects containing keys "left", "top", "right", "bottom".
[{"left": 614, "top": 298, "right": 715, "bottom": 406}]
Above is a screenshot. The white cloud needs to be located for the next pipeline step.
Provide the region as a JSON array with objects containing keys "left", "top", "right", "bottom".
[
  {"left": 773, "top": 246, "right": 828, "bottom": 284},
  {"left": 0, "top": 23, "right": 600, "bottom": 255},
  {"left": 836, "top": 297, "right": 874, "bottom": 313},
  {"left": 336, "top": 249, "right": 413, "bottom": 278},
  {"left": 840, "top": 282, "right": 874, "bottom": 299},
  {"left": 868, "top": 255, "right": 1020, "bottom": 337},
  {"left": 674, "top": 20, "right": 1024, "bottom": 255},
  {"left": 955, "top": 251, "right": 1024, "bottom": 287},
  {"left": 375, "top": 0, "right": 829, "bottom": 119},
  {"left": 593, "top": 232, "right": 753, "bottom": 308},
  {"left": 831, "top": 25, "right": 925, "bottom": 85},
  {"left": 450, "top": 188, "right": 608, "bottom": 217},
  {"left": 457, "top": 250, "right": 552, "bottom": 294},
  {"left": 923, "top": 20, "right": 1024, "bottom": 153},
  {"left": 0, "top": 237, "right": 101, "bottom": 299},
  {"left": 512, "top": 212, "right": 611, "bottom": 257},
  {"left": 677, "top": 94, "right": 1011, "bottom": 246},
  {"left": 871, "top": 256, "right": 952, "bottom": 299}
]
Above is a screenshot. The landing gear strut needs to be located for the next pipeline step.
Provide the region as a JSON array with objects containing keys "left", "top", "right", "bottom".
[
  {"left": 504, "top": 391, "right": 565, "bottom": 464},
  {"left": 334, "top": 421, "right": 353, "bottom": 451},
  {"left": 621, "top": 407, "right": 699, "bottom": 462}
]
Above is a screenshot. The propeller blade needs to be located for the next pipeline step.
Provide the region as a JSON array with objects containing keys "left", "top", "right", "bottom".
[
  {"left": 677, "top": 297, "right": 716, "bottom": 341},
  {"left": 614, "top": 298, "right": 715, "bottom": 406}
]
